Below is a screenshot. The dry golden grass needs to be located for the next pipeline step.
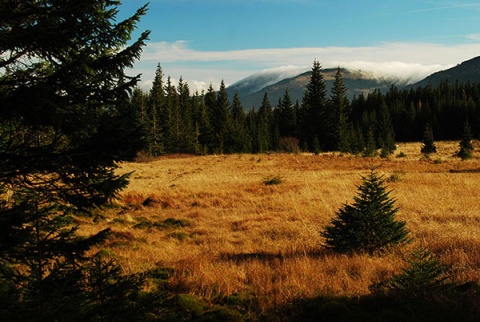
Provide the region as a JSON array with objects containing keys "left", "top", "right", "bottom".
[{"left": 79, "top": 141, "right": 480, "bottom": 311}]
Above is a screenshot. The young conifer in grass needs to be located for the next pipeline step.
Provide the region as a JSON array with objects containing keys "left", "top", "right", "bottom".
[
  {"left": 457, "top": 120, "right": 474, "bottom": 160},
  {"left": 321, "top": 169, "right": 409, "bottom": 254},
  {"left": 380, "top": 246, "right": 450, "bottom": 295},
  {"left": 421, "top": 123, "right": 437, "bottom": 156}
]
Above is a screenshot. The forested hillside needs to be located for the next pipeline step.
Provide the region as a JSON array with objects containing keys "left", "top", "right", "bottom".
[
  {"left": 131, "top": 61, "right": 480, "bottom": 156},
  {"left": 413, "top": 56, "right": 480, "bottom": 88}
]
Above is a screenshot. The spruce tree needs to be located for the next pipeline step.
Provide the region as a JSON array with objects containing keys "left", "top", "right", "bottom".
[
  {"left": 210, "top": 81, "right": 231, "bottom": 153},
  {"left": 321, "top": 170, "right": 409, "bottom": 254},
  {"left": 378, "top": 101, "right": 397, "bottom": 158},
  {"left": 421, "top": 123, "right": 437, "bottom": 155},
  {"left": 190, "top": 91, "right": 205, "bottom": 154},
  {"left": 163, "top": 76, "right": 178, "bottom": 153},
  {"left": 457, "top": 119, "right": 474, "bottom": 160},
  {"left": 277, "top": 88, "right": 297, "bottom": 138},
  {"left": 301, "top": 60, "right": 327, "bottom": 151},
  {"left": 363, "top": 127, "right": 378, "bottom": 157},
  {"left": 147, "top": 63, "right": 166, "bottom": 156},
  {"left": 331, "top": 67, "right": 351, "bottom": 153},
  {"left": 131, "top": 87, "right": 148, "bottom": 125},
  {"left": 0, "top": 1, "right": 151, "bottom": 319},
  {"left": 176, "top": 77, "right": 196, "bottom": 153},
  {"left": 257, "top": 93, "right": 274, "bottom": 152},
  {"left": 202, "top": 85, "right": 217, "bottom": 153},
  {"left": 197, "top": 94, "right": 213, "bottom": 154},
  {"left": 350, "top": 124, "right": 365, "bottom": 155},
  {"left": 379, "top": 246, "right": 449, "bottom": 296},
  {"left": 245, "top": 108, "right": 260, "bottom": 153},
  {"left": 229, "top": 92, "right": 248, "bottom": 152}
]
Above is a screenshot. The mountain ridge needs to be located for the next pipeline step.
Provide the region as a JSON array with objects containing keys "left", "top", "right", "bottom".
[
  {"left": 227, "top": 56, "right": 480, "bottom": 109},
  {"left": 227, "top": 67, "right": 409, "bottom": 109},
  {"left": 411, "top": 56, "right": 480, "bottom": 88}
]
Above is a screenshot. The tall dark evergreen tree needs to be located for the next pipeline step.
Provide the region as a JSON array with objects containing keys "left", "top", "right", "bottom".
[
  {"left": 245, "top": 108, "right": 259, "bottom": 152},
  {"left": 212, "top": 81, "right": 232, "bottom": 153},
  {"left": 229, "top": 91, "right": 248, "bottom": 152},
  {"left": 363, "top": 127, "right": 378, "bottom": 157},
  {"left": 378, "top": 101, "right": 397, "bottom": 158},
  {"left": 350, "top": 123, "right": 365, "bottom": 154},
  {"left": 163, "top": 76, "right": 178, "bottom": 152},
  {"left": 277, "top": 88, "right": 297, "bottom": 138},
  {"left": 190, "top": 91, "right": 204, "bottom": 154},
  {"left": 301, "top": 60, "right": 327, "bottom": 151},
  {"left": 330, "top": 67, "right": 351, "bottom": 152},
  {"left": 196, "top": 91, "right": 213, "bottom": 154},
  {"left": 0, "top": 1, "right": 151, "bottom": 320},
  {"left": 131, "top": 87, "right": 148, "bottom": 125},
  {"left": 176, "top": 77, "right": 196, "bottom": 153},
  {"left": 204, "top": 84, "right": 217, "bottom": 153},
  {"left": 147, "top": 63, "right": 165, "bottom": 155},
  {"left": 257, "top": 93, "right": 274, "bottom": 152}
]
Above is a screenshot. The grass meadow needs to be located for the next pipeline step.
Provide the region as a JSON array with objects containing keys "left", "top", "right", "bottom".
[{"left": 79, "top": 141, "right": 480, "bottom": 318}]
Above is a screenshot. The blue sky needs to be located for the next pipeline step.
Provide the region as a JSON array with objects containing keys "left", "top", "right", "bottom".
[{"left": 120, "top": 0, "right": 480, "bottom": 91}]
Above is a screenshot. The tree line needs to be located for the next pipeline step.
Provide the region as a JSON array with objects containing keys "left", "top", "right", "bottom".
[{"left": 132, "top": 61, "right": 480, "bottom": 157}]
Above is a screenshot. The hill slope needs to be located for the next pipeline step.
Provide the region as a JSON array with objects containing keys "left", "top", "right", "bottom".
[{"left": 412, "top": 56, "right": 480, "bottom": 88}]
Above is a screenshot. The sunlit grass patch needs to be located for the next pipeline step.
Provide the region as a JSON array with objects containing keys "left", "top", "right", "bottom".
[{"left": 77, "top": 141, "right": 480, "bottom": 313}]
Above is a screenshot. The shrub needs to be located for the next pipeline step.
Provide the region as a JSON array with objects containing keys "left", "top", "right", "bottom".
[{"left": 263, "top": 175, "right": 283, "bottom": 185}]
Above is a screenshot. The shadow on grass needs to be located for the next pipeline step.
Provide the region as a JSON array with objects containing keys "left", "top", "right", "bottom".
[
  {"left": 262, "top": 284, "right": 480, "bottom": 322},
  {"left": 218, "top": 248, "right": 328, "bottom": 263},
  {"left": 157, "top": 283, "right": 480, "bottom": 321}
]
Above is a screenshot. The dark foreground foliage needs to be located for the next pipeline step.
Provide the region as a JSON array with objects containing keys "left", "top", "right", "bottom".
[
  {"left": 0, "top": 0, "right": 153, "bottom": 320},
  {"left": 270, "top": 284, "right": 480, "bottom": 322}
]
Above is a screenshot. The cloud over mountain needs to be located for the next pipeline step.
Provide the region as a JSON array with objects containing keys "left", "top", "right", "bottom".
[{"left": 135, "top": 41, "right": 480, "bottom": 92}]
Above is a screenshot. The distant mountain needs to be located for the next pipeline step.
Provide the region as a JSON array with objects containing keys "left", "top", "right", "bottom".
[
  {"left": 412, "top": 56, "right": 480, "bottom": 88},
  {"left": 227, "top": 67, "right": 409, "bottom": 110},
  {"left": 226, "top": 66, "right": 307, "bottom": 100}
]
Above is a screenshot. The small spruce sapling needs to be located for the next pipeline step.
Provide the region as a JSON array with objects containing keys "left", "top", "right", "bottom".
[
  {"left": 457, "top": 120, "right": 474, "bottom": 160},
  {"left": 421, "top": 124, "right": 437, "bottom": 156},
  {"left": 375, "top": 246, "right": 450, "bottom": 297},
  {"left": 321, "top": 169, "right": 409, "bottom": 254}
]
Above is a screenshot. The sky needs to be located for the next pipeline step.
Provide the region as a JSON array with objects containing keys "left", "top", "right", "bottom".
[{"left": 119, "top": 0, "right": 480, "bottom": 92}]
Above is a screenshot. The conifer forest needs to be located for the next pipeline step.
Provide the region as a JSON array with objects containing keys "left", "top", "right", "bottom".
[{"left": 131, "top": 61, "right": 480, "bottom": 157}]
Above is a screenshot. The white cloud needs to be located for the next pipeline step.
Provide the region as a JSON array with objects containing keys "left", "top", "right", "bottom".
[
  {"left": 134, "top": 41, "right": 480, "bottom": 92},
  {"left": 141, "top": 41, "right": 480, "bottom": 65},
  {"left": 230, "top": 65, "right": 310, "bottom": 90},
  {"left": 331, "top": 61, "right": 451, "bottom": 85},
  {"left": 408, "top": 3, "right": 480, "bottom": 13},
  {"left": 466, "top": 34, "right": 480, "bottom": 41}
]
